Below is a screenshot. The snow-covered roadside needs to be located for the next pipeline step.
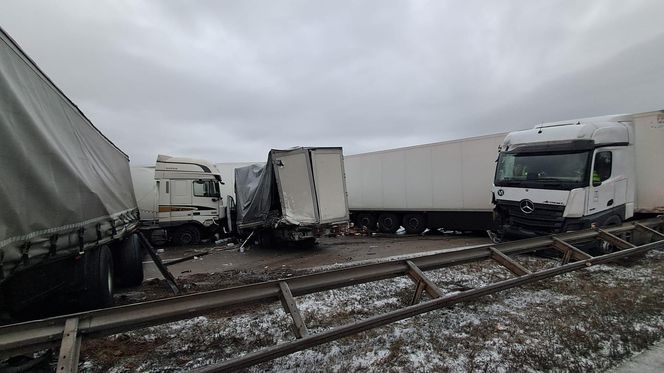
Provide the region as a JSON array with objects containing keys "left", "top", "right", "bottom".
[{"left": 82, "top": 250, "right": 664, "bottom": 372}]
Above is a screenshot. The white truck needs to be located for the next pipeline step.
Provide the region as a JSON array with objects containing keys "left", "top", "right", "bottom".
[
  {"left": 345, "top": 133, "right": 506, "bottom": 234},
  {"left": 492, "top": 110, "right": 664, "bottom": 241},
  {"left": 0, "top": 27, "right": 143, "bottom": 316},
  {"left": 131, "top": 148, "right": 350, "bottom": 246},
  {"left": 131, "top": 155, "right": 227, "bottom": 246}
]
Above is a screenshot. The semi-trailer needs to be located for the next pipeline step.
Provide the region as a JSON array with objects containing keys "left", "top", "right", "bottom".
[
  {"left": 344, "top": 133, "right": 507, "bottom": 234},
  {"left": 492, "top": 110, "right": 664, "bottom": 244},
  {"left": 0, "top": 27, "right": 143, "bottom": 315}
]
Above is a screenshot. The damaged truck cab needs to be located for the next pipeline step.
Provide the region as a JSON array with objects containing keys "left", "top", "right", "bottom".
[
  {"left": 132, "top": 155, "right": 227, "bottom": 246},
  {"left": 492, "top": 111, "right": 664, "bottom": 239}
]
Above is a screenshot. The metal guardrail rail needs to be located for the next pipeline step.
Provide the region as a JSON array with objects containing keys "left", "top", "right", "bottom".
[{"left": 1, "top": 217, "right": 663, "bottom": 372}]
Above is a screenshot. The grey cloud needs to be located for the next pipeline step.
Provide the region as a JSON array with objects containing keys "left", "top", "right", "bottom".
[{"left": 1, "top": 0, "right": 663, "bottom": 165}]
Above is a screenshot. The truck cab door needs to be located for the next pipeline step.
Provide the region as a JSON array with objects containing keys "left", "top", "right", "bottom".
[
  {"left": 192, "top": 179, "right": 224, "bottom": 221},
  {"left": 586, "top": 150, "right": 615, "bottom": 217}
]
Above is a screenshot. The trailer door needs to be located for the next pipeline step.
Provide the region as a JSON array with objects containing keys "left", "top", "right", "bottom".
[
  {"left": 272, "top": 149, "right": 319, "bottom": 224},
  {"left": 311, "top": 148, "right": 349, "bottom": 224}
]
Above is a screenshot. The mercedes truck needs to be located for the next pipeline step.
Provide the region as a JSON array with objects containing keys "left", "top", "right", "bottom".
[{"left": 492, "top": 110, "right": 664, "bottom": 241}]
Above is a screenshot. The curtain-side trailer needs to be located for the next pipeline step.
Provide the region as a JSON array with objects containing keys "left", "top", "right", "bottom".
[
  {"left": 345, "top": 133, "right": 507, "bottom": 234},
  {"left": 0, "top": 27, "right": 143, "bottom": 317}
]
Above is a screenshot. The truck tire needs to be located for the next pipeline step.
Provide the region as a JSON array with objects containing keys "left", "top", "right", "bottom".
[
  {"left": 149, "top": 229, "right": 168, "bottom": 246},
  {"left": 113, "top": 234, "right": 144, "bottom": 288},
  {"left": 80, "top": 245, "right": 114, "bottom": 310},
  {"left": 378, "top": 213, "right": 400, "bottom": 233},
  {"left": 402, "top": 214, "right": 427, "bottom": 234},
  {"left": 355, "top": 213, "right": 377, "bottom": 231},
  {"left": 593, "top": 215, "right": 623, "bottom": 255},
  {"left": 258, "top": 230, "right": 274, "bottom": 248},
  {"left": 174, "top": 225, "right": 201, "bottom": 246}
]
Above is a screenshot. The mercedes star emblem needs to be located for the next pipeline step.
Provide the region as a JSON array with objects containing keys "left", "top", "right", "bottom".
[{"left": 520, "top": 199, "right": 535, "bottom": 214}]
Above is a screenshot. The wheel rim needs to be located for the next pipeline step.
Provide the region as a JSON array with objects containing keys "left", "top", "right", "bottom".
[
  {"left": 383, "top": 217, "right": 395, "bottom": 229},
  {"left": 107, "top": 268, "right": 113, "bottom": 295},
  {"left": 181, "top": 232, "right": 193, "bottom": 244},
  {"left": 407, "top": 217, "right": 419, "bottom": 229}
]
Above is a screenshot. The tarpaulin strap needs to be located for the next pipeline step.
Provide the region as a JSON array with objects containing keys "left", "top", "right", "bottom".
[
  {"left": 21, "top": 241, "right": 30, "bottom": 266},
  {"left": 95, "top": 224, "right": 102, "bottom": 245},
  {"left": 0, "top": 250, "right": 4, "bottom": 280},
  {"left": 49, "top": 234, "right": 59, "bottom": 256},
  {"left": 110, "top": 219, "right": 117, "bottom": 237},
  {"left": 78, "top": 228, "right": 85, "bottom": 255}
]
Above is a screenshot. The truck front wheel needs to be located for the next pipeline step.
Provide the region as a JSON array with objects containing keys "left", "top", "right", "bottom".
[
  {"left": 80, "top": 245, "right": 114, "bottom": 310},
  {"left": 174, "top": 225, "right": 201, "bottom": 246}
]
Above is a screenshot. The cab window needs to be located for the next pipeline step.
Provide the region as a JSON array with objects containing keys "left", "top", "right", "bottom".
[
  {"left": 592, "top": 151, "right": 612, "bottom": 186},
  {"left": 193, "top": 180, "right": 219, "bottom": 197}
]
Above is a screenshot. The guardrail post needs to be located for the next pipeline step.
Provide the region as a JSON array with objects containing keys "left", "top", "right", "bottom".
[
  {"left": 551, "top": 237, "right": 592, "bottom": 264},
  {"left": 488, "top": 247, "right": 530, "bottom": 276},
  {"left": 57, "top": 317, "right": 82, "bottom": 373},
  {"left": 137, "top": 231, "right": 181, "bottom": 295},
  {"left": 634, "top": 222, "right": 664, "bottom": 240},
  {"left": 279, "top": 282, "right": 308, "bottom": 339},
  {"left": 594, "top": 228, "right": 636, "bottom": 250},
  {"left": 406, "top": 260, "right": 443, "bottom": 304}
]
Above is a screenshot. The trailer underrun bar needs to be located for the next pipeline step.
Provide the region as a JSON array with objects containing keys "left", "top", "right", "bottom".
[{"left": 1, "top": 218, "right": 663, "bottom": 372}]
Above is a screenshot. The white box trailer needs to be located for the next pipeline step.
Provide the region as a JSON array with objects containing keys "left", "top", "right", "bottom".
[
  {"left": 235, "top": 147, "right": 350, "bottom": 244},
  {"left": 492, "top": 110, "right": 664, "bottom": 240},
  {"left": 0, "top": 27, "right": 143, "bottom": 315},
  {"left": 345, "top": 133, "right": 507, "bottom": 233}
]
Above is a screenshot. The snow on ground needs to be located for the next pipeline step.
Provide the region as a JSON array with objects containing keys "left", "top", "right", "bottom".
[{"left": 82, "top": 250, "right": 664, "bottom": 372}]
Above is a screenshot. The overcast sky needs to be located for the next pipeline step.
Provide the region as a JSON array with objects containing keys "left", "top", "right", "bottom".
[{"left": 2, "top": 1, "right": 663, "bottom": 165}]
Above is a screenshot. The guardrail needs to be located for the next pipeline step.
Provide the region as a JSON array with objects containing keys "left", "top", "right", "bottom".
[{"left": 1, "top": 217, "right": 663, "bottom": 372}]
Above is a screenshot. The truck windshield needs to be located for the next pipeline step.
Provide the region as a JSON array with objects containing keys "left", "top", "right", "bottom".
[{"left": 495, "top": 151, "right": 590, "bottom": 190}]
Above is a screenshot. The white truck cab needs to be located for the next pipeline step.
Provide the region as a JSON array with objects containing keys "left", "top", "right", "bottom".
[
  {"left": 133, "top": 155, "right": 226, "bottom": 245},
  {"left": 492, "top": 110, "right": 664, "bottom": 239}
]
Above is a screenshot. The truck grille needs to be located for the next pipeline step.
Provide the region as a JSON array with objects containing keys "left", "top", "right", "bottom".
[{"left": 497, "top": 200, "right": 565, "bottom": 233}]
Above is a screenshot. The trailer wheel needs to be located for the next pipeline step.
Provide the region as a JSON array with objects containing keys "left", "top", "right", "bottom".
[
  {"left": 174, "top": 225, "right": 201, "bottom": 246},
  {"left": 378, "top": 213, "right": 400, "bottom": 233},
  {"left": 80, "top": 245, "right": 114, "bottom": 310},
  {"left": 113, "top": 234, "right": 144, "bottom": 288},
  {"left": 355, "top": 213, "right": 377, "bottom": 231},
  {"left": 403, "top": 214, "right": 427, "bottom": 234}
]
